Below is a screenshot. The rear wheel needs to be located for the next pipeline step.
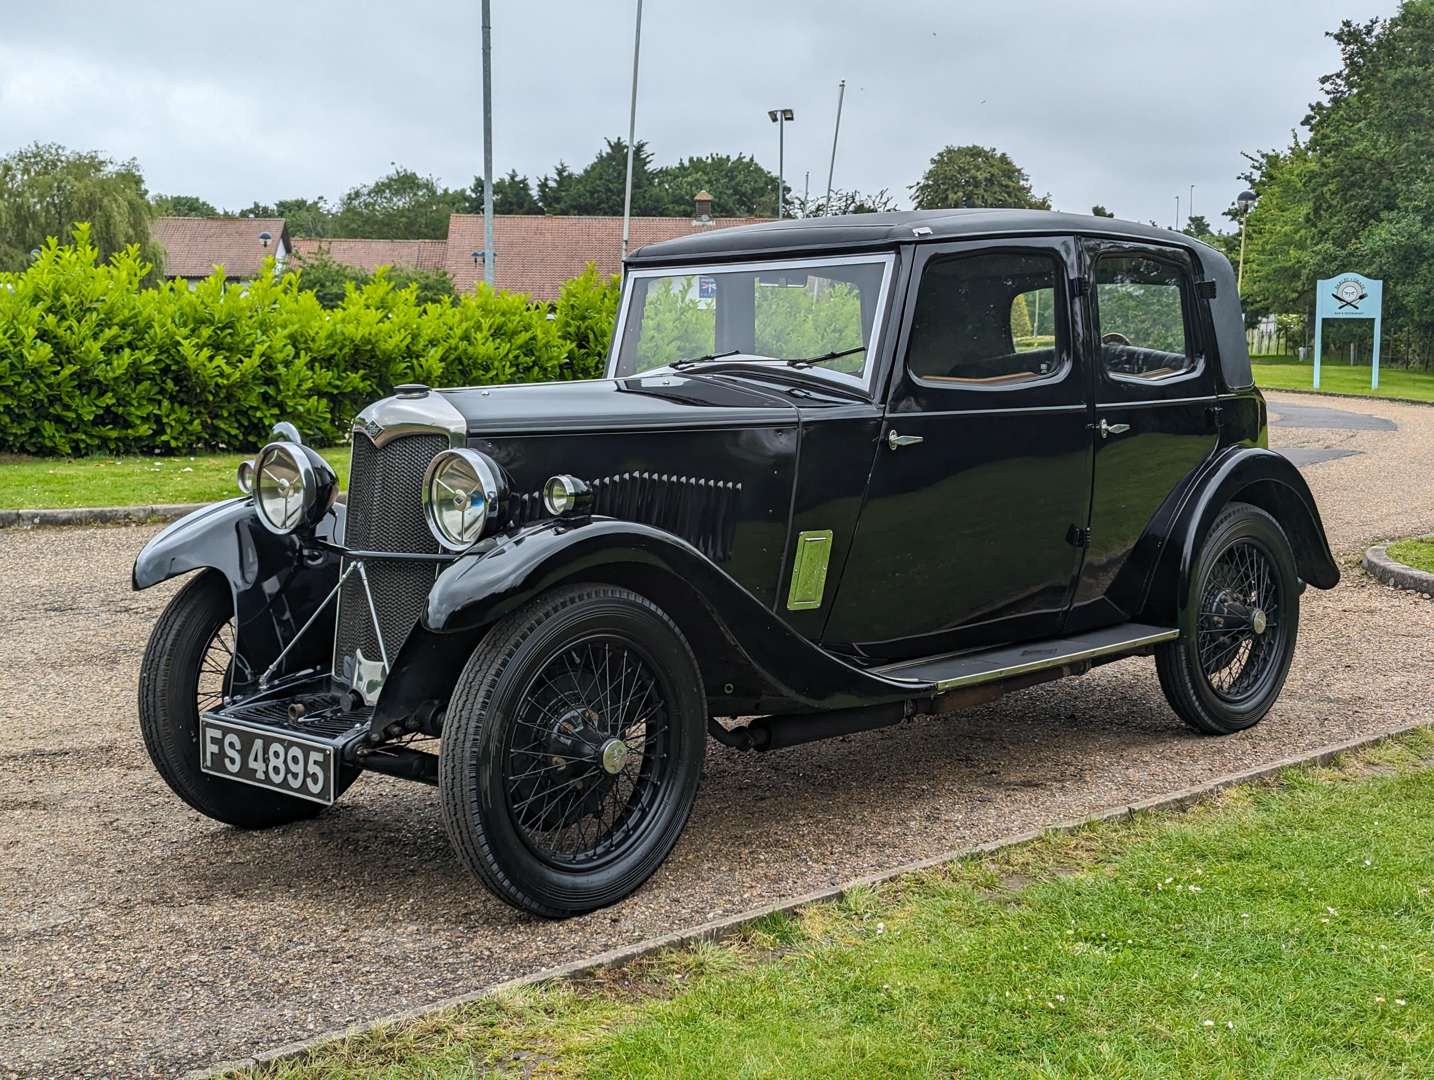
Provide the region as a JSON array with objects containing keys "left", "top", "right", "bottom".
[
  {"left": 439, "top": 584, "right": 706, "bottom": 918},
  {"left": 1156, "top": 502, "right": 1300, "bottom": 735},
  {"left": 139, "top": 571, "right": 325, "bottom": 827}
]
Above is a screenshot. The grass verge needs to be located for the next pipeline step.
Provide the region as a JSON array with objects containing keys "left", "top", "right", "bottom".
[
  {"left": 1253, "top": 354, "right": 1434, "bottom": 403},
  {"left": 0, "top": 447, "right": 351, "bottom": 510},
  {"left": 1387, "top": 537, "right": 1434, "bottom": 575},
  {"left": 247, "top": 729, "right": 1434, "bottom": 1080}
]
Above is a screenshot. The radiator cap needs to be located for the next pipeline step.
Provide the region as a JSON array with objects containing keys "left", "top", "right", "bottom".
[{"left": 394, "top": 383, "right": 430, "bottom": 399}]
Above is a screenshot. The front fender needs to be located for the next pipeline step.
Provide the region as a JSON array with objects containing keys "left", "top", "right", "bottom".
[
  {"left": 1141, "top": 447, "right": 1340, "bottom": 626},
  {"left": 420, "top": 517, "right": 924, "bottom": 712},
  {"left": 133, "top": 498, "right": 344, "bottom": 691}
]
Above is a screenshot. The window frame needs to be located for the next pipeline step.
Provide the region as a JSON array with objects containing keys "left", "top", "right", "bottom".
[
  {"left": 1089, "top": 247, "right": 1205, "bottom": 389},
  {"left": 606, "top": 252, "right": 898, "bottom": 395},
  {"left": 902, "top": 244, "right": 1075, "bottom": 394}
]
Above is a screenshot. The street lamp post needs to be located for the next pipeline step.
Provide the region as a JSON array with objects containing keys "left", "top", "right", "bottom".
[
  {"left": 1236, "top": 189, "right": 1258, "bottom": 292},
  {"left": 620, "top": 0, "right": 645, "bottom": 264},
  {"left": 767, "top": 108, "right": 794, "bottom": 219},
  {"left": 480, "top": 0, "right": 495, "bottom": 287}
]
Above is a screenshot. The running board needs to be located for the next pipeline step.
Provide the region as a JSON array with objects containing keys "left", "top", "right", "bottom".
[{"left": 872, "top": 623, "right": 1179, "bottom": 691}]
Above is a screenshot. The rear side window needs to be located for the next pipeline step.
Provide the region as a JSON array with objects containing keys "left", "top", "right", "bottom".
[
  {"left": 906, "top": 251, "right": 1065, "bottom": 385},
  {"left": 1093, "top": 255, "right": 1197, "bottom": 381}
]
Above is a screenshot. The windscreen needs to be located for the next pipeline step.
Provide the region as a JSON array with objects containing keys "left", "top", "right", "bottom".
[{"left": 610, "top": 256, "right": 892, "bottom": 386}]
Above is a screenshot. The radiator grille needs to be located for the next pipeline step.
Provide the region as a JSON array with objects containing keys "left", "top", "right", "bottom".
[
  {"left": 511, "top": 472, "right": 741, "bottom": 562},
  {"left": 333, "top": 432, "right": 446, "bottom": 684}
]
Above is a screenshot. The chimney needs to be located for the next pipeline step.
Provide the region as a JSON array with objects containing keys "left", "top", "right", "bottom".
[{"left": 693, "top": 190, "right": 713, "bottom": 224}]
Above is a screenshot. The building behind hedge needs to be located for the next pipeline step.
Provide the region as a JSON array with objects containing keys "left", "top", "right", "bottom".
[{"left": 154, "top": 195, "right": 763, "bottom": 301}]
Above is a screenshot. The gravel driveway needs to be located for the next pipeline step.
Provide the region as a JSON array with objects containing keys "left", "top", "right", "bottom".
[{"left": 3, "top": 391, "right": 1432, "bottom": 1079}]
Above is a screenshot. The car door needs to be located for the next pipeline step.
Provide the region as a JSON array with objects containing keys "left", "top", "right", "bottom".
[
  {"left": 822, "top": 237, "right": 1094, "bottom": 661},
  {"left": 1065, "top": 240, "right": 1221, "bottom": 630}
]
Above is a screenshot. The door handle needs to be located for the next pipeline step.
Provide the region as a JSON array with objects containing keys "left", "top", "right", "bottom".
[
  {"left": 887, "top": 430, "right": 924, "bottom": 450},
  {"left": 1097, "top": 419, "right": 1131, "bottom": 439}
]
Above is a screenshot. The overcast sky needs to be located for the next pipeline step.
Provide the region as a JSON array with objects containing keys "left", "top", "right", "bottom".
[{"left": 0, "top": 0, "right": 1403, "bottom": 229}]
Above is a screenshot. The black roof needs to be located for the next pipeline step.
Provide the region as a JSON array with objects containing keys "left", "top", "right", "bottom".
[{"left": 627, "top": 209, "right": 1210, "bottom": 265}]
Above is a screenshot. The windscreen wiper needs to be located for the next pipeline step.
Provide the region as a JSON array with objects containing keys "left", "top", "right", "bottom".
[
  {"left": 779, "top": 345, "right": 867, "bottom": 369},
  {"left": 667, "top": 349, "right": 740, "bottom": 370}
]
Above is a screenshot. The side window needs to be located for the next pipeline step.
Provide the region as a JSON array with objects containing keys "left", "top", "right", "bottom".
[
  {"left": 906, "top": 251, "right": 1066, "bottom": 385},
  {"left": 1093, "top": 255, "right": 1197, "bottom": 381}
]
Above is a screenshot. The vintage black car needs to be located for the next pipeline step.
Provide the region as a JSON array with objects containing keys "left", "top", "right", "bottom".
[{"left": 134, "top": 210, "right": 1339, "bottom": 917}]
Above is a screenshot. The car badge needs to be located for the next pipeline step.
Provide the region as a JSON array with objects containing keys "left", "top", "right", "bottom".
[{"left": 360, "top": 417, "right": 384, "bottom": 440}]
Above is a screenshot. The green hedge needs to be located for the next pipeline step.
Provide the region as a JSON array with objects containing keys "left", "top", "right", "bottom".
[{"left": 0, "top": 226, "right": 620, "bottom": 455}]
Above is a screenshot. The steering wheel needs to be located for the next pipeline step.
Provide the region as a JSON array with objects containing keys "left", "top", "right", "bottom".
[{"left": 1101, "top": 332, "right": 1132, "bottom": 346}]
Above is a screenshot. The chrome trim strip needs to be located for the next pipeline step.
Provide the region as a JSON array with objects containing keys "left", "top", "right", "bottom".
[{"left": 932, "top": 628, "right": 1179, "bottom": 691}]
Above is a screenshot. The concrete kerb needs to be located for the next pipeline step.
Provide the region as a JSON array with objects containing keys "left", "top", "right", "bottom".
[
  {"left": 1363, "top": 543, "right": 1434, "bottom": 598},
  {"left": 189, "top": 718, "right": 1434, "bottom": 1080},
  {"left": 0, "top": 503, "right": 207, "bottom": 529}
]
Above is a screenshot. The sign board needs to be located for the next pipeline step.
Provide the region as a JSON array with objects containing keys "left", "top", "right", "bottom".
[{"left": 1313, "top": 272, "right": 1383, "bottom": 389}]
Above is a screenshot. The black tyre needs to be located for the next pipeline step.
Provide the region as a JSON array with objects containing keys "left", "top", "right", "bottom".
[
  {"left": 139, "top": 571, "right": 324, "bottom": 828},
  {"left": 1156, "top": 502, "right": 1300, "bottom": 735},
  {"left": 440, "top": 584, "right": 706, "bottom": 918}
]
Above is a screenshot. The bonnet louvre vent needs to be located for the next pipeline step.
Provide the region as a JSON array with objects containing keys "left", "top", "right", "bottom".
[{"left": 512, "top": 472, "right": 742, "bottom": 562}]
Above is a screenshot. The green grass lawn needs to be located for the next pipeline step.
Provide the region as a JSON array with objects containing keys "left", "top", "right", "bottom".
[
  {"left": 1252, "top": 354, "right": 1434, "bottom": 403},
  {"left": 1388, "top": 537, "right": 1434, "bottom": 574},
  {"left": 252, "top": 731, "right": 1434, "bottom": 1080},
  {"left": 0, "top": 446, "right": 351, "bottom": 510}
]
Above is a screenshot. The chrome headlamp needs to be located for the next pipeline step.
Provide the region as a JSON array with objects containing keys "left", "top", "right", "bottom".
[
  {"left": 253, "top": 441, "right": 337, "bottom": 535},
  {"left": 423, "top": 448, "right": 506, "bottom": 550},
  {"left": 543, "top": 474, "right": 592, "bottom": 517}
]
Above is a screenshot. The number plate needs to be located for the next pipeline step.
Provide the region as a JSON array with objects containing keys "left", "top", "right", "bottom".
[{"left": 199, "top": 716, "right": 336, "bottom": 805}]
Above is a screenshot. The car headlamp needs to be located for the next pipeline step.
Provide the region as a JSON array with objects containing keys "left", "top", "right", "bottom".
[
  {"left": 253, "top": 441, "right": 337, "bottom": 535},
  {"left": 542, "top": 474, "right": 592, "bottom": 517},
  {"left": 423, "top": 448, "right": 506, "bottom": 550},
  {"left": 236, "top": 458, "right": 255, "bottom": 495}
]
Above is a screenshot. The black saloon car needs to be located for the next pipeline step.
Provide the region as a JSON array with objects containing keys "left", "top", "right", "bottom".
[{"left": 134, "top": 210, "right": 1339, "bottom": 917}]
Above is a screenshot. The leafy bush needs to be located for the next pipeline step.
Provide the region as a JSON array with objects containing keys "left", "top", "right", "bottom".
[{"left": 0, "top": 229, "right": 621, "bottom": 455}]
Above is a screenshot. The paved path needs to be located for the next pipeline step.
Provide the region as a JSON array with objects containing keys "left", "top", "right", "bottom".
[{"left": 3, "top": 391, "right": 1433, "bottom": 1078}]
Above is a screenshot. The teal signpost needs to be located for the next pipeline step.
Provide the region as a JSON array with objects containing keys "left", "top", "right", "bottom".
[{"left": 1313, "top": 272, "right": 1384, "bottom": 389}]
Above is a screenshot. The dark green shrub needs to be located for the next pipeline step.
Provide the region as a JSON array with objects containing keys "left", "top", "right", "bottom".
[{"left": 0, "top": 228, "right": 621, "bottom": 455}]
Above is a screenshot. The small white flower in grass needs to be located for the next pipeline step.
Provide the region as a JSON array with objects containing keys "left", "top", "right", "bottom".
[
  {"left": 1055, "top": 994, "right": 1065, "bottom": 1002},
  {"left": 1226, "top": 1021, "right": 1234, "bottom": 1030},
  {"left": 1321, "top": 918, "right": 1330, "bottom": 924},
  {"left": 1203, "top": 1020, "right": 1214, "bottom": 1028},
  {"left": 1188, "top": 885, "right": 1202, "bottom": 894},
  {"left": 1397, "top": 999, "right": 1407, "bottom": 1007},
  {"left": 1364, "top": 859, "right": 1373, "bottom": 866},
  {"left": 1376, "top": 996, "right": 1386, "bottom": 1003},
  {"left": 875, "top": 922, "right": 886, "bottom": 936},
  {"left": 1327, "top": 907, "right": 1338, "bottom": 915},
  {"left": 1241, "top": 913, "right": 1250, "bottom": 919}
]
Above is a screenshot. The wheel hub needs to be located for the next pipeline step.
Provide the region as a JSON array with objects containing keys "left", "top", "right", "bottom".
[
  {"left": 600, "top": 737, "right": 629, "bottom": 775},
  {"left": 1250, "top": 608, "right": 1268, "bottom": 636}
]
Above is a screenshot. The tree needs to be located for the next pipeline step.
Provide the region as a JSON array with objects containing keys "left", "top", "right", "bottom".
[
  {"left": 273, "top": 197, "right": 335, "bottom": 237},
  {"left": 1181, "top": 214, "right": 1215, "bottom": 240},
  {"left": 909, "top": 145, "right": 1051, "bottom": 210},
  {"left": 652, "top": 153, "right": 780, "bottom": 216},
  {"left": 1091, "top": 204, "right": 1115, "bottom": 218},
  {"left": 537, "top": 162, "right": 578, "bottom": 214},
  {"left": 562, "top": 138, "right": 663, "bottom": 216},
  {"left": 331, "top": 165, "right": 464, "bottom": 239},
  {"left": 466, "top": 169, "right": 542, "bottom": 215},
  {"left": 791, "top": 187, "right": 900, "bottom": 217},
  {"left": 0, "top": 143, "right": 161, "bottom": 272},
  {"left": 294, "top": 248, "right": 454, "bottom": 308},
  {"left": 151, "top": 193, "right": 218, "bottom": 217}
]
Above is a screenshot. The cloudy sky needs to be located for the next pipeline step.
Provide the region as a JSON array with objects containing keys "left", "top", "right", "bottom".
[{"left": 0, "top": 0, "right": 1402, "bottom": 228}]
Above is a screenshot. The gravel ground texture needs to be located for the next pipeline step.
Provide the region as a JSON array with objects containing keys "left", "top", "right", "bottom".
[{"left": 3, "top": 391, "right": 1432, "bottom": 1079}]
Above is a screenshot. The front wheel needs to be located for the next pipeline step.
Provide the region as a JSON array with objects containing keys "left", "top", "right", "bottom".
[
  {"left": 439, "top": 584, "right": 706, "bottom": 918},
  {"left": 1156, "top": 502, "right": 1300, "bottom": 735},
  {"left": 139, "top": 570, "right": 326, "bottom": 827}
]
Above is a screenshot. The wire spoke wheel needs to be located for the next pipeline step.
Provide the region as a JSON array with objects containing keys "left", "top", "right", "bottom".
[
  {"left": 195, "top": 618, "right": 236, "bottom": 715},
  {"left": 503, "top": 635, "right": 673, "bottom": 869},
  {"left": 1194, "top": 538, "right": 1285, "bottom": 704}
]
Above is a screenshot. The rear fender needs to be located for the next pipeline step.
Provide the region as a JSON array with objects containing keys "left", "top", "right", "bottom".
[
  {"left": 372, "top": 518, "right": 923, "bottom": 733},
  {"left": 132, "top": 498, "right": 343, "bottom": 692},
  {"left": 1139, "top": 447, "right": 1339, "bottom": 626}
]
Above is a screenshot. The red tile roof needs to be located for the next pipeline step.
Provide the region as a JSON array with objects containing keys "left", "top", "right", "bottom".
[
  {"left": 152, "top": 217, "right": 289, "bottom": 279},
  {"left": 291, "top": 237, "right": 448, "bottom": 273},
  {"left": 444, "top": 213, "right": 767, "bottom": 300}
]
